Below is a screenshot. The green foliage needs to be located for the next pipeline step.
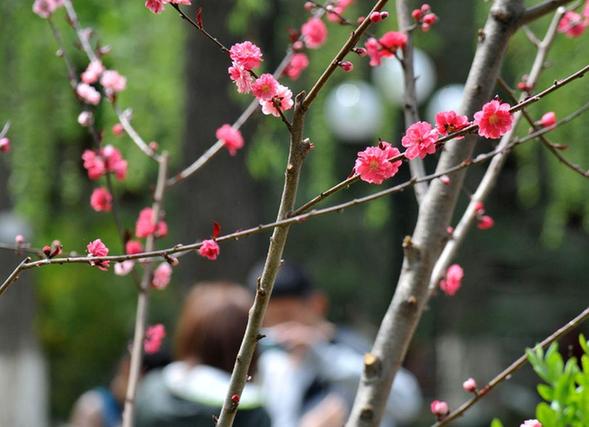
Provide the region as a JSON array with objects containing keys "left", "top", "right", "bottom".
[
  {"left": 523, "top": 336, "right": 589, "bottom": 427},
  {"left": 490, "top": 418, "right": 505, "bottom": 427}
]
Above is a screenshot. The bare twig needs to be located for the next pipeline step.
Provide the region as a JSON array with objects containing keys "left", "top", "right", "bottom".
[
  {"left": 116, "top": 108, "right": 161, "bottom": 161},
  {"left": 520, "top": 0, "right": 575, "bottom": 25},
  {"left": 121, "top": 153, "right": 168, "bottom": 427},
  {"left": 170, "top": 4, "right": 230, "bottom": 53},
  {"left": 396, "top": 0, "right": 428, "bottom": 203},
  {"left": 0, "top": 258, "right": 31, "bottom": 297},
  {"left": 0, "top": 122, "right": 9, "bottom": 139},
  {"left": 429, "top": 7, "right": 566, "bottom": 292},
  {"left": 432, "top": 305, "right": 589, "bottom": 426}
]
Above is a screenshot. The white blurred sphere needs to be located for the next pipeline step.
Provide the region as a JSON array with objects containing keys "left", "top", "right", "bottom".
[
  {"left": 426, "top": 84, "right": 465, "bottom": 123},
  {"left": 372, "top": 48, "right": 437, "bottom": 106},
  {"left": 325, "top": 81, "right": 383, "bottom": 143}
]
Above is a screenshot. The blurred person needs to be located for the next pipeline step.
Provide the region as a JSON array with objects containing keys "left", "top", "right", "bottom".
[
  {"left": 134, "top": 282, "right": 271, "bottom": 427},
  {"left": 248, "top": 261, "right": 423, "bottom": 427},
  {"left": 70, "top": 350, "right": 170, "bottom": 427}
]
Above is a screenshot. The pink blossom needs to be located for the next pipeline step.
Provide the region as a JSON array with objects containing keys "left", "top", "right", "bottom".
[
  {"left": 354, "top": 142, "right": 403, "bottom": 185},
  {"left": 152, "top": 262, "right": 172, "bottom": 289},
  {"left": 539, "top": 111, "right": 557, "bottom": 128},
  {"left": 0, "top": 138, "right": 10, "bottom": 153},
  {"left": 135, "top": 207, "right": 157, "bottom": 238},
  {"left": 112, "top": 123, "right": 125, "bottom": 136},
  {"left": 558, "top": 11, "right": 586, "bottom": 38},
  {"left": 326, "top": 0, "right": 353, "bottom": 22},
  {"left": 102, "top": 145, "right": 128, "bottom": 180},
  {"left": 474, "top": 100, "right": 513, "bottom": 139},
  {"left": 260, "top": 84, "right": 294, "bottom": 117},
  {"left": 402, "top": 121, "right": 439, "bottom": 160},
  {"left": 379, "top": 31, "right": 408, "bottom": 54},
  {"left": 339, "top": 60, "right": 353, "bottom": 72},
  {"left": 462, "top": 378, "right": 477, "bottom": 393},
  {"left": 33, "top": 0, "right": 64, "bottom": 18},
  {"left": 477, "top": 215, "right": 494, "bottom": 230},
  {"left": 365, "top": 38, "right": 384, "bottom": 67},
  {"left": 155, "top": 220, "right": 168, "bottom": 238},
  {"left": 77, "top": 111, "right": 94, "bottom": 127},
  {"left": 76, "top": 83, "right": 101, "bottom": 106},
  {"left": 229, "top": 42, "right": 263, "bottom": 71},
  {"left": 284, "top": 53, "right": 310, "bottom": 80},
  {"left": 435, "top": 111, "right": 469, "bottom": 136},
  {"left": 440, "top": 264, "right": 463, "bottom": 296},
  {"left": 90, "top": 187, "right": 112, "bottom": 212},
  {"left": 81, "top": 60, "right": 105, "bottom": 84},
  {"left": 430, "top": 400, "right": 449, "bottom": 417},
  {"left": 440, "top": 175, "right": 451, "bottom": 185},
  {"left": 114, "top": 260, "right": 135, "bottom": 276},
  {"left": 82, "top": 150, "right": 106, "bottom": 180},
  {"left": 228, "top": 63, "right": 254, "bottom": 94},
  {"left": 125, "top": 240, "right": 143, "bottom": 255},
  {"left": 144, "top": 324, "right": 166, "bottom": 354},
  {"left": 15, "top": 234, "right": 25, "bottom": 245},
  {"left": 216, "top": 124, "right": 244, "bottom": 156},
  {"left": 301, "top": 17, "right": 328, "bottom": 49},
  {"left": 474, "top": 201, "right": 485, "bottom": 213},
  {"left": 199, "top": 239, "right": 220, "bottom": 261},
  {"left": 87, "top": 238, "right": 110, "bottom": 270},
  {"left": 100, "top": 70, "right": 127, "bottom": 95},
  {"left": 252, "top": 74, "right": 279, "bottom": 101},
  {"left": 145, "top": 0, "right": 165, "bottom": 14},
  {"left": 521, "top": 421, "right": 542, "bottom": 427}
]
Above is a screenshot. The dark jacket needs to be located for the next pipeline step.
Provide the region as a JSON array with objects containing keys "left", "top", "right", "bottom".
[{"left": 135, "top": 364, "right": 271, "bottom": 427}]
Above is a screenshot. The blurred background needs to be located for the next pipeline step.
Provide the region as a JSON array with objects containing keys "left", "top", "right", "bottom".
[{"left": 1, "top": 0, "right": 588, "bottom": 425}]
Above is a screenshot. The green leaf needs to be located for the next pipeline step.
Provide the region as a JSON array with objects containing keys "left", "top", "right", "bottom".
[{"left": 490, "top": 418, "right": 504, "bottom": 427}]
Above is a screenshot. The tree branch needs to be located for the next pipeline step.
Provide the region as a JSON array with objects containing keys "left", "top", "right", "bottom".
[
  {"left": 432, "top": 305, "right": 589, "bottom": 426},
  {"left": 346, "top": 1, "right": 527, "bottom": 425},
  {"left": 0, "top": 257, "right": 31, "bottom": 298},
  {"left": 396, "top": 0, "right": 428, "bottom": 203},
  {"left": 121, "top": 152, "right": 168, "bottom": 427},
  {"left": 520, "top": 0, "right": 575, "bottom": 26}
]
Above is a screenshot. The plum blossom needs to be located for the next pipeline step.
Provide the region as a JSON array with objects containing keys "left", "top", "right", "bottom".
[
  {"left": 539, "top": 111, "right": 557, "bottom": 128},
  {"left": 260, "top": 84, "right": 294, "bottom": 117},
  {"left": 90, "top": 187, "right": 112, "bottom": 212},
  {"left": 87, "top": 238, "right": 110, "bottom": 270},
  {"left": 77, "top": 111, "right": 94, "bottom": 127},
  {"left": 199, "top": 239, "right": 220, "bottom": 260},
  {"left": 284, "top": 53, "right": 310, "bottom": 80},
  {"left": 144, "top": 324, "right": 166, "bottom": 354},
  {"left": 558, "top": 11, "right": 587, "bottom": 38},
  {"left": 521, "top": 421, "right": 542, "bottom": 427},
  {"left": 228, "top": 63, "right": 254, "bottom": 94},
  {"left": 112, "top": 123, "right": 124, "bottom": 136},
  {"left": 402, "top": 121, "right": 439, "bottom": 160},
  {"left": 364, "top": 32, "right": 407, "bottom": 67},
  {"left": 33, "top": 0, "right": 64, "bottom": 18},
  {"left": 114, "top": 260, "right": 135, "bottom": 276},
  {"left": 135, "top": 208, "right": 157, "bottom": 238},
  {"left": 102, "top": 145, "right": 128, "bottom": 180},
  {"left": 82, "top": 150, "right": 106, "bottom": 180},
  {"left": 440, "top": 264, "right": 463, "bottom": 296},
  {"left": 301, "top": 17, "right": 328, "bottom": 49},
  {"left": 354, "top": 142, "right": 403, "bottom": 185},
  {"left": 76, "top": 83, "right": 101, "bottom": 106},
  {"left": 145, "top": 0, "right": 166, "bottom": 14},
  {"left": 125, "top": 240, "right": 143, "bottom": 255},
  {"left": 229, "top": 41, "right": 263, "bottom": 70},
  {"left": 435, "top": 111, "right": 469, "bottom": 136},
  {"left": 412, "top": 4, "right": 438, "bottom": 31},
  {"left": 0, "top": 138, "right": 10, "bottom": 153},
  {"left": 326, "top": 0, "right": 354, "bottom": 22},
  {"left": 216, "top": 124, "right": 244, "bottom": 156},
  {"left": 474, "top": 100, "right": 513, "bottom": 139},
  {"left": 81, "top": 60, "right": 105, "bottom": 85},
  {"left": 463, "top": 377, "right": 477, "bottom": 393},
  {"left": 430, "top": 400, "right": 449, "bottom": 417},
  {"left": 477, "top": 215, "right": 494, "bottom": 230},
  {"left": 152, "top": 262, "right": 172, "bottom": 289},
  {"left": 252, "top": 74, "right": 279, "bottom": 101},
  {"left": 155, "top": 220, "right": 168, "bottom": 238},
  {"left": 100, "top": 70, "right": 127, "bottom": 95}
]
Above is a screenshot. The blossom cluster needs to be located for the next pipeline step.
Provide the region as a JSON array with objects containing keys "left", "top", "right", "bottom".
[
  {"left": 32, "top": 0, "right": 63, "bottom": 18},
  {"left": 82, "top": 145, "right": 128, "bottom": 181},
  {"left": 77, "top": 59, "right": 127, "bottom": 105},
  {"left": 557, "top": 7, "right": 589, "bottom": 38},
  {"left": 411, "top": 4, "right": 438, "bottom": 32},
  {"left": 144, "top": 324, "right": 166, "bottom": 354}
]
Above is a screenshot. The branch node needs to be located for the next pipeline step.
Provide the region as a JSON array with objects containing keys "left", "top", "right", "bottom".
[{"left": 363, "top": 352, "right": 382, "bottom": 378}]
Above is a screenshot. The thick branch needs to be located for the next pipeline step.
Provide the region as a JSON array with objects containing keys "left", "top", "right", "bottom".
[
  {"left": 429, "top": 6, "right": 564, "bottom": 292},
  {"left": 396, "top": 0, "right": 428, "bottom": 203},
  {"left": 215, "top": 93, "right": 309, "bottom": 427},
  {"left": 346, "top": 1, "right": 526, "bottom": 425}
]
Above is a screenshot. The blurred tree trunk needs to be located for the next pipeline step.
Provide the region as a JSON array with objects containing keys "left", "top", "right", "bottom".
[{"left": 176, "top": 0, "right": 263, "bottom": 285}]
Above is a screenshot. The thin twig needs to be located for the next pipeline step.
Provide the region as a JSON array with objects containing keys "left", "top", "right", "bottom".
[
  {"left": 116, "top": 108, "right": 161, "bottom": 162},
  {"left": 0, "top": 258, "right": 31, "bottom": 297},
  {"left": 432, "top": 305, "right": 589, "bottom": 426},
  {"left": 121, "top": 153, "right": 169, "bottom": 427},
  {"left": 520, "top": 0, "right": 575, "bottom": 25},
  {"left": 170, "top": 4, "right": 230, "bottom": 53}
]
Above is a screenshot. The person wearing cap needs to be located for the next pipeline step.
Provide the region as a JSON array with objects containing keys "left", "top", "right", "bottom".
[{"left": 248, "top": 261, "right": 422, "bottom": 427}]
